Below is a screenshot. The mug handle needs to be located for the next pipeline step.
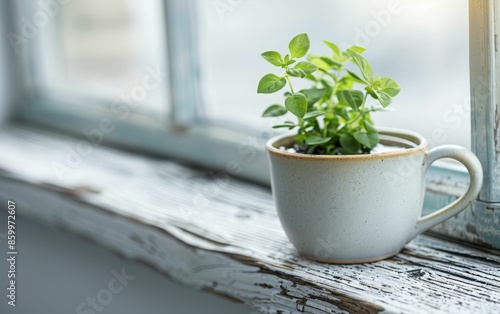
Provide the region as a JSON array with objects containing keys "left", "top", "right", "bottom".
[{"left": 411, "top": 145, "right": 483, "bottom": 239}]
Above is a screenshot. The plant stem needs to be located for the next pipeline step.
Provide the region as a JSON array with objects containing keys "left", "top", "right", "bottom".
[
  {"left": 285, "top": 74, "right": 306, "bottom": 134},
  {"left": 285, "top": 75, "right": 295, "bottom": 94},
  {"left": 344, "top": 93, "right": 368, "bottom": 127}
]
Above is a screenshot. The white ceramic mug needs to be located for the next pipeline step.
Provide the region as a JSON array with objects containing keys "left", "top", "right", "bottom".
[{"left": 266, "top": 128, "right": 483, "bottom": 263}]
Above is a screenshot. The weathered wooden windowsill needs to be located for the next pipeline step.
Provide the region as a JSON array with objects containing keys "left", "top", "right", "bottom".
[{"left": 1, "top": 125, "right": 499, "bottom": 313}]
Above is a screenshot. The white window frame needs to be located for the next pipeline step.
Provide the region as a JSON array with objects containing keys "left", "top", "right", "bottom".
[{"left": 8, "top": 0, "right": 270, "bottom": 184}]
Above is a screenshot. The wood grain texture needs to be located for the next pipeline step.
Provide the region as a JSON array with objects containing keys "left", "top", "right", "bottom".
[{"left": 0, "top": 126, "right": 499, "bottom": 313}]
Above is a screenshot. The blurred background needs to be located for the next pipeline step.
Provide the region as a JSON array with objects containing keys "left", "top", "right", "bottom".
[
  {"left": 0, "top": 0, "right": 470, "bottom": 147},
  {"left": 199, "top": 0, "right": 470, "bottom": 145}
]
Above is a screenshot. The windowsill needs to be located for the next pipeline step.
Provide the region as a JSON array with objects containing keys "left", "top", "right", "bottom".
[{"left": 1, "top": 124, "right": 499, "bottom": 313}]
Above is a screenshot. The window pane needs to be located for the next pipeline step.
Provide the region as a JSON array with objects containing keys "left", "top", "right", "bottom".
[
  {"left": 28, "top": 0, "right": 169, "bottom": 119},
  {"left": 198, "top": 0, "right": 470, "bottom": 148}
]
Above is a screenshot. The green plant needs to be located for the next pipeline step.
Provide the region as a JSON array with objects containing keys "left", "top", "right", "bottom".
[{"left": 257, "top": 33, "right": 400, "bottom": 155}]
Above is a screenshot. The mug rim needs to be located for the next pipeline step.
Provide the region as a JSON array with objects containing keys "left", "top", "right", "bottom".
[{"left": 266, "top": 127, "right": 428, "bottom": 160}]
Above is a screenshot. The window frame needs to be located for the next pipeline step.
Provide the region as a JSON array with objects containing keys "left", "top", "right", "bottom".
[
  {"left": 470, "top": 0, "right": 500, "bottom": 203},
  {"left": 461, "top": 0, "right": 500, "bottom": 248},
  {"left": 7, "top": 0, "right": 271, "bottom": 184}
]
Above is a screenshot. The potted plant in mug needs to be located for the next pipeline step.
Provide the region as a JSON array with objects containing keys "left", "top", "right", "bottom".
[{"left": 259, "top": 33, "right": 483, "bottom": 263}]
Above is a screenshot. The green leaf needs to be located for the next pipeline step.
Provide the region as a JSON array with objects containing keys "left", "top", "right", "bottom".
[
  {"left": 346, "top": 69, "right": 368, "bottom": 85},
  {"left": 272, "top": 122, "right": 296, "bottom": 129},
  {"left": 257, "top": 74, "right": 287, "bottom": 94},
  {"left": 320, "top": 80, "right": 334, "bottom": 100},
  {"left": 365, "top": 86, "right": 378, "bottom": 99},
  {"left": 349, "top": 46, "right": 366, "bottom": 54},
  {"left": 310, "top": 57, "right": 330, "bottom": 71},
  {"left": 324, "top": 112, "right": 335, "bottom": 120},
  {"left": 289, "top": 33, "right": 310, "bottom": 59},
  {"left": 338, "top": 90, "right": 364, "bottom": 111},
  {"left": 339, "top": 108, "right": 351, "bottom": 121},
  {"left": 335, "top": 52, "right": 351, "bottom": 64},
  {"left": 295, "top": 134, "right": 307, "bottom": 142},
  {"left": 285, "top": 93, "right": 308, "bottom": 118},
  {"left": 347, "top": 49, "right": 373, "bottom": 83},
  {"left": 379, "top": 77, "right": 400, "bottom": 97},
  {"left": 262, "top": 104, "right": 288, "bottom": 117},
  {"left": 367, "top": 84, "right": 394, "bottom": 107},
  {"left": 284, "top": 54, "right": 290, "bottom": 63},
  {"left": 300, "top": 88, "right": 325, "bottom": 107},
  {"left": 294, "top": 61, "right": 318, "bottom": 75},
  {"left": 364, "top": 121, "right": 377, "bottom": 133},
  {"left": 306, "top": 145, "right": 317, "bottom": 154},
  {"left": 323, "top": 40, "right": 340, "bottom": 56},
  {"left": 286, "top": 68, "right": 307, "bottom": 78},
  {"left": 303, "top": 110, "right": 325, "bottom": 119},
  {"left": 336, "top": 76, "right": 354, "bottom": 90},
  {"left": 319, "top": 57, "right": 342, "bottom": 68},
  {"left": 340, "top": 134, "right": 361, "bottom": 154},
  {"left": 304, "top": 74, "right": 318, "bottom": 82},
  {"left": 306, "top": 135, "right": 331, "bottom": 145},
  {"left": 354, "top": 131, "right": 379, "bottom": 149},
  {"left": 374, "top": 90, "right": 393, "bottom": 108},
  {"left": 261, "top": 51, "right": 284, "bottom": 67}
]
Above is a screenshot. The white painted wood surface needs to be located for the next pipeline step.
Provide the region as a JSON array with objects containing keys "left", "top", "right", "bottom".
[{"left": 0, "top": 126, "right": 499, "bottom": 313}]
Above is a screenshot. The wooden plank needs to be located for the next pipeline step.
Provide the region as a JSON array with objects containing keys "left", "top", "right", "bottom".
[{"left": 0, "top": 126, "right": 499, "bottom": 313}]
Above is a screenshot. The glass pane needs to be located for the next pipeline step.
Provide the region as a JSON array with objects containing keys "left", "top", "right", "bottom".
[
  {"left": 27, "top": 0, "right": 169, "bottom": 119},
  {"left": 198, "top": 0, "right": 470, "bottom": 148}
]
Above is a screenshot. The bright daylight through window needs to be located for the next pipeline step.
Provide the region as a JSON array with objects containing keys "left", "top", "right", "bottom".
[
  {"left": 199, "top": 0, "right": 470, "bottom": 149},
  {"left": 23, "top": 0, "right": 169, "bottom": 121}
]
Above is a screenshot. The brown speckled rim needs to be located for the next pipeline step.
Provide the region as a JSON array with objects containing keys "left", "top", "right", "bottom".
[{"left": 266, "top": 127, "right": 428, "bottom": 160}]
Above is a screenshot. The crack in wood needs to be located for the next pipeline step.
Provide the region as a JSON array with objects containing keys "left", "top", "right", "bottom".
[{"left": 259, "top": 267, "right": 386, "bottom": 313}]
